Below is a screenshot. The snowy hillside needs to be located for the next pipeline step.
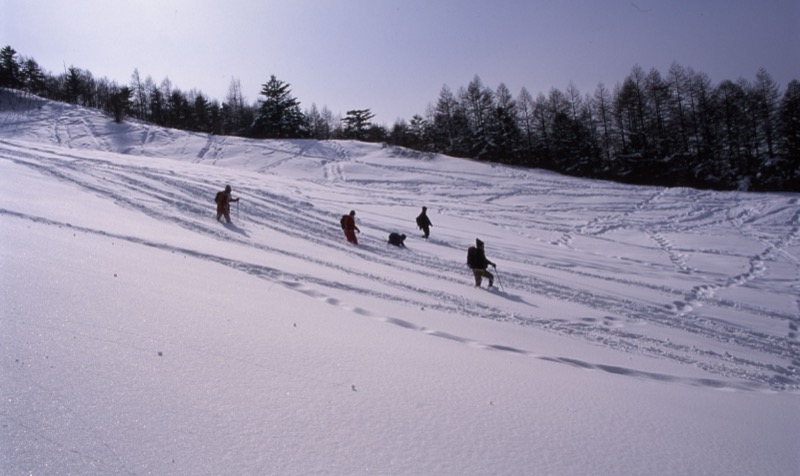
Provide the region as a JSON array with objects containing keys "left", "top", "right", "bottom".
[{"left": 1, "top": 89, "right": 799, "bottom": 475}]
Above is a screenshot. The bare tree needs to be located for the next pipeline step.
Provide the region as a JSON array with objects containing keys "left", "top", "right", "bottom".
[
  {"left": 130, "top": 68, "right": 148, "bottom": 120},
  {"left": 592, "top": 82, "right": 614, "bottom": 161},
  {"left": 517, "top": 87, "right": 536, "bottom": 162},
  {"left": 224, "top": 77, "right": 248, "bottom": 134}
]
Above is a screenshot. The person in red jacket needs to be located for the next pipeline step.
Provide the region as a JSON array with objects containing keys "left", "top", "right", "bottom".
[
  {"left": 215, "top": 185, "right": 240, "bottom": 224},
  {"left": 340, "top": 210, "right": 361, "bottom": 244}
]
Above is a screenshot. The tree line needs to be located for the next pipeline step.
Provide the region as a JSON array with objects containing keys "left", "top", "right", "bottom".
[
  {"left": 0, "top": 46, "right": 381, "bottom": 141},
  {"left": 1, "top": 45, "right": 797, "bottom": 191},
  {"left": 394, "top": 69, "right": 799, "bottom": 192}
]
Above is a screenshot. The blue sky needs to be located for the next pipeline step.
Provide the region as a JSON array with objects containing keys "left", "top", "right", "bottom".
[{"left": 3, "top": 0, "right": 798, "bottom": 125}]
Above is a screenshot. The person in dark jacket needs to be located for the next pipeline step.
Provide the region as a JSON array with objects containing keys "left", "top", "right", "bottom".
[
  {"left": 388, "top": 232, "right": 407, "bottom": 247},
  {"left": 215, "top": 185, "right": 240, "bottom": 224},
  {"left": 416, "top": 206, "right": 433, "bottom": 239},
  {"left": 466, "top": 238, "right": 495, "bottom": 287}
]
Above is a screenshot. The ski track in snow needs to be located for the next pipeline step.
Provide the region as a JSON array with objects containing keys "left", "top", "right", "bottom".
[
  {"left": 1, "top": 93, "right": 799, "bottom": 392},
  {"left": 0, "top": 205, "right": 783, "bottom": 393}
]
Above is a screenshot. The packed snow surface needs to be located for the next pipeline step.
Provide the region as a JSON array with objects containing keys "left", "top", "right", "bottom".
[{"left": 1, "top": 90, "right": 799, "bottom": 475}]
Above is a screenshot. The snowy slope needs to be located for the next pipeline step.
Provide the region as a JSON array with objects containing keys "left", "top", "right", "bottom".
[{"left": 1, "top": 89, "right": 799, "bottom": 475}]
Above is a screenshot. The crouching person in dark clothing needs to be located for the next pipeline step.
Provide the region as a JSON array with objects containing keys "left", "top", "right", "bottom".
[{"left": 388, "top": 232, "right": 407, "bottom": 247}]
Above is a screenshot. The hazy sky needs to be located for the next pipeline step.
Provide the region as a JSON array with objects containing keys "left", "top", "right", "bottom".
[{"left": 3, "top": 0, "right": 798, "bottom": 125}]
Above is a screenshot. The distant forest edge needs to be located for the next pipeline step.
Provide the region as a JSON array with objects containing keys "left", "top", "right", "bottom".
[{"left": 1, "top": 45, "right": 797, "bottom": 192}]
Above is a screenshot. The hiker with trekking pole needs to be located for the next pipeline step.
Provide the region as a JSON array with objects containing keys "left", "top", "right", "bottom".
[
  {"left": 214, "top": 184, "right": 240, "bottom": 224},
  {"left": 466, "top": 238, "right": 497, "bottom": 288}
]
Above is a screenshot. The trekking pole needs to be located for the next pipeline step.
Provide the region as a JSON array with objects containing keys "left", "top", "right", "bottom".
[
  {"left": 236, "top": 200, "right": 240, "bottom": 219},
  {"left": 493, "top": 265, "right": 504, "bottom": 291}
]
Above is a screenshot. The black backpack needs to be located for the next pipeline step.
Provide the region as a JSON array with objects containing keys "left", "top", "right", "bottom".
[
  {"left": 466, "top": 246, "right": 480, "bottom": 268},
  {"left": 340, "top": 215, "right": 348, "bottom": 230},
  {"left": 215, "top": 191, "right": 225, "bottom": 205}
]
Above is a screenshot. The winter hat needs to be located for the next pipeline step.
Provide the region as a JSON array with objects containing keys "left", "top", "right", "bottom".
[{"left": 476, "top": 239, "right": 484, "bottom": 247}]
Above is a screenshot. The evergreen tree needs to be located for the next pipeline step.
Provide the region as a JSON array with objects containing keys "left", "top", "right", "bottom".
[
  {"left": 20, "top": 57, "right": 47, "bottom": 95},
  {"left": 192, "top": 92, "right": 211, "bottom": 132},
  {"left": 546, "top": 88, "right": 574, "bottom": 170},
  {"left": 363, "top": 123, "right": 388, "bottom": 142},
  {"left": 208, "top": 99, "right": 223, "bottom": 135},
  {"left": 342, "top": 109, "right": 375, "bottom": 140},
  {"left": 252, "top": 75, "right": 306, "bottom": 138},
  {"left": 430, "top": 85, "right": 468, "bottom": 156},
  {"left": 460, "top": 76, "right": 495, "bottom": 159},
  {"left": 407, "top": 114, "right": 430, "bottom": 150},
  {"left": 389, "top": 119, "right": 409, "bottom": 146},
  {"left": 167, "top": 88, "right": 189, "bottom": 129},
  {"left": 107, "top": 86, "right": 132, "bottom": 123},
  {"left": 0, "top": 46, "right": 22, "bottom": 89},
  {"left": 148, "top": 85, "right": 165, "bottom": 126},
  {"left": 64, "top": 66, "right": 84, "bottom": 104}
]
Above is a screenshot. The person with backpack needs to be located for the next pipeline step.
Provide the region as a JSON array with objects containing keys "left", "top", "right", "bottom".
[
  {"left": 388, "top": 232, "right": 407, "bottom": 247},
  {"left": 215, "top": 185, "right": 240, "bottom": 224},
  {"left": 416, "top": 206, "right": 433, "bottom": 239},
  {"left": 466, "top": 238, "right": 495, "bottom": 288},
  {"left": 340, "top": 210, "right": 360, "bottom": 244}
]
